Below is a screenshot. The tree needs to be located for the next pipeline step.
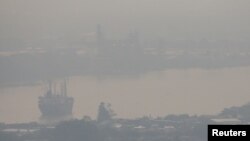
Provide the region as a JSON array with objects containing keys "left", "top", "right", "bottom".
[{"left": 97, "top": 102, "right": 116, "bottom": 122}]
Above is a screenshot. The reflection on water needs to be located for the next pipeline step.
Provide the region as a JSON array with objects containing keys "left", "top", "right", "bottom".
[{"left": 0, "top": 67, "right": 250, "bottom": 123}]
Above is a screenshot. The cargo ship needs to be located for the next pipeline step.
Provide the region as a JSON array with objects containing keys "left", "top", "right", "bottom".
[{"left": 38, "top": 80, "right": 74, "bottom": 123}]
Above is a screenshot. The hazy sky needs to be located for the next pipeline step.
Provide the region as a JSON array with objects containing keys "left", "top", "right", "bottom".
[
  {"left": 0, "top": 0, "right": 250, "bottom": 41},
  {"left": 0, "top": 0, "right": 250, "bottom": 123}
]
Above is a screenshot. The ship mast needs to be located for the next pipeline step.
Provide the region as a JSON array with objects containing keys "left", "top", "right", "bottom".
[
  {"left": 61, "top": 79, "right": 67, "bottom": 96},
  {"left": 47, "top": 80, "right": 53, "bottom": 96}
]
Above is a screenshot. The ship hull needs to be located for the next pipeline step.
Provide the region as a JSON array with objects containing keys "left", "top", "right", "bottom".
[{"left": 38, "top": 95, "right": 74, "bottom": 122}]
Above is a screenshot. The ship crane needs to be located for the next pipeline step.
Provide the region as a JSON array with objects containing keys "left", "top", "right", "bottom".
[{"left": 38, "top": 79, "right": 74, "bottom": 124}]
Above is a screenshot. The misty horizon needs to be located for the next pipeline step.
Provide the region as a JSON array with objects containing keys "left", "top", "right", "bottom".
[{"left": 0, "top": 0, "right": 250, "bottom": 126}]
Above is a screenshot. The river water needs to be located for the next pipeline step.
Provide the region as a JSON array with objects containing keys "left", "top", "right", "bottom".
[{"left": 0, "top": 67, "right": 250, "bottom": 123}]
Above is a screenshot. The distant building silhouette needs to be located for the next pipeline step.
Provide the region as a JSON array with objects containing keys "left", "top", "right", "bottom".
[{"left": 96, "top": 24, "right": 105, "bottom": 45}]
